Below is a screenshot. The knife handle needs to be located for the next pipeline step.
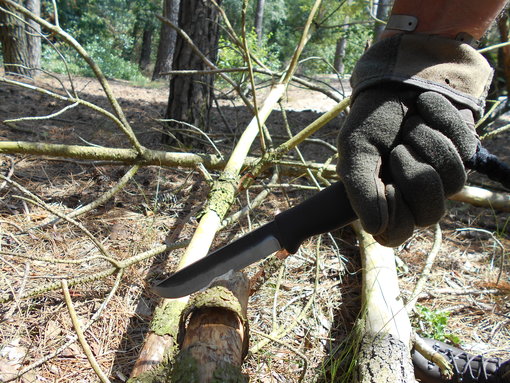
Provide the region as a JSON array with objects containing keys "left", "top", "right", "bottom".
[{"left": 273, "top": 181, "right": 356, "bottom": 253}]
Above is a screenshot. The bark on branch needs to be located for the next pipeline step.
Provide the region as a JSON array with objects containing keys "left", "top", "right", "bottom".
[{"left": 352, "top": 222, "right": 415, "bottom": 383}]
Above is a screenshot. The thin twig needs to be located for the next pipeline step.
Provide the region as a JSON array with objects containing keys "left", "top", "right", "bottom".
[
  {"left": 161, "top": 67, "right": 249, "bottom": 75},
  {"left": 1, "top": 175, "right": 117, "bottom": 264},
  {"left": 406, "top": 223, "right": 442, "bottom": 311},
  {"left": 34, "top": 164, "right": 141, "bottom": 229},
  {"left": 4, "top": 102, "right": 79, "bottom": 125},
  {"left": 5, "top": 271, "right": 124, "bottom": 382},
  {"left": 61, "top": 279, "right": 112, "bottom": 383},
  {"left": 0, "top": 76, "right": 136, "bottom": 146},
  {"left": 13, "top": 194, "right": 117, "bottom": 265},
  {"left": 0, "top": 250, "right": 115, "bottom": 265},
  {"left": 252, "top": 329, "right": 309, "bottom": 383},
  {"left": 0, "top": 240, "right": 189, "bottom": 303},
  {"left": 0, "top": 156, "right": 15, "bottom": 190}
]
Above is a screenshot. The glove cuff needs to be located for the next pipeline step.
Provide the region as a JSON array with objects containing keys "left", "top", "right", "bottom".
[{"left": 350, "top": 34, "right": 493, "bottom": 116}]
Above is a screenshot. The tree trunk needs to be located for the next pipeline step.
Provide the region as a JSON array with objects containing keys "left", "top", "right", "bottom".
[
  {"left": 333, "top": 2, "right": 349, "bottom": 74},
  {"left": 254, "top": 0, "right": 265, "bottom": 45},
  {"left": 372, "top": 0, "right": 392, "bottom": 43},
  {"left": 139, "top": 26, "right": 153, "bottom": 72},
  {"left": 152, "top": 0, "right": 180, "bottom": 80},
  {"left": 333, "top": 37, "right": 347, "bottom": 74},
  {"left": 497, "top": 12, "right": 510, "bottom": 96},
  {"left": 163, "top": 0, "right": 222, "bottom": 145},
  {"left": 0, "top": 0, "right": 32, "bottom": 76},
  {"left": 24, "top": 0, "right": 40, "bottom": 70}
]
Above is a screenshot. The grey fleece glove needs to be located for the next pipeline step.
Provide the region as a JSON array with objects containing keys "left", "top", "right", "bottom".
[{"left": 337, "top": 34, "right": 493, "bottom": 247}]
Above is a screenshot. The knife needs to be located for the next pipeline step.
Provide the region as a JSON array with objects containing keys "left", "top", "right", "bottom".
[
  {"left": 153, "top": 181, "right": 356, "bottom": 298},
  {"left": 153, "top": 142, "right": 510, "bottom": 299}
]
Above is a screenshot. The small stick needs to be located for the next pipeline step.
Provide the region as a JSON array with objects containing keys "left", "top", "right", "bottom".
[
  {"left": 61, "top": 279, "right": 111, "bottom": 383},
  {"left": 407, "top": 223, "right": 442, "bottom": 311},
  {"left": 5, "top": 272, "right": 123, "bottom": 382}
]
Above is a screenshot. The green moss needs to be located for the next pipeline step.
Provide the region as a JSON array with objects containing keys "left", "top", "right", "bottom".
[
  {"left": 170, "top": 350, "right": 201, "bottom": 383},
  {"left": 202, "top": 173, "right": 239, "bottom": 219},
  {"left": 170, "top": 351, "right": 248, "bottom": 383},
  {"left": 211, "top": 361, "right": 249, "bottom": 383},
  {"left": 150, "top": 299, "right": 187, "bottom": 337}
]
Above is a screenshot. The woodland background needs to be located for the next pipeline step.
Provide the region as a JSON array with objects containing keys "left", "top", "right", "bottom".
[{"left": 0, "top": 0, "right": 509, "bottom": 382}]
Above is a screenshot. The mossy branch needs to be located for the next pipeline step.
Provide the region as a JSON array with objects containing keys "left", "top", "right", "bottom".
[{"left": 0, "top": 140, "right": 340, "bottom": 178}]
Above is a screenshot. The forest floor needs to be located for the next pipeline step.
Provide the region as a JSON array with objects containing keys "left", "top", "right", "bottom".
[{"left": 0, "top": 71, "right": 509, "bottom": 382}]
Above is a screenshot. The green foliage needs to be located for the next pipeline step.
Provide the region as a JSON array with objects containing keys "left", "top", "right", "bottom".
[
  {"left": 415, "top": 305, "right": 461, "bottom": 344},
  {"left": 42, "top": 40, "right": 145, "bottom": 81},
  {"left": 218, "top": 29, "right": 281, "bottom": 72},
  {"left": 40, "top": 0, "right": 159, "bottom": 80},
  {"left": 38, "top": 0, "right": 379, "bottom": 81},
  {"left": 221, "top": 0, "right": 374, "bottom": 75}
]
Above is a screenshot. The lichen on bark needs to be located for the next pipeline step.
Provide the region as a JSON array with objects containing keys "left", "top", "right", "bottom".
[
  {"left": 150, "top": 299, "right": 188, "bottom": 337},
  {"left": 356, "top": 333, "right": 415, "bottom": 383},
  {"left": 201, "top": 173, "right": 239, "bottom": 219}
]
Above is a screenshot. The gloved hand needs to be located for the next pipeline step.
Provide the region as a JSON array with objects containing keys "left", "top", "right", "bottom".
[{"left": 337, "top": 34, "right": 493, "bottom": 247}]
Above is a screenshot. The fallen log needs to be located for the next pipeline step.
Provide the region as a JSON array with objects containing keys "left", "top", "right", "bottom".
[{"left": 170, "top": 272, "right": 249, "bottom": 383}]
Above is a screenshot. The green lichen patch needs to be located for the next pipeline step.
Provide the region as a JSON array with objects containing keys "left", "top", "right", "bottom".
[
  {"left": 151, "top": 299, "right": 188, "bottom": 337},
  {"left": 202, "top": 173, "right": 239, "bottom": 219}
]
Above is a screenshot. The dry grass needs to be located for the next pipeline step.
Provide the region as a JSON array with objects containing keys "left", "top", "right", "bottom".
[{"left": 1, "top": 75, "right": 509, "bottom": 383}]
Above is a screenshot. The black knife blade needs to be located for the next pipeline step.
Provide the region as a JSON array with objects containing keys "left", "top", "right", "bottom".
[
  {"left": 152, "top": 143, "right": 510, "bottom": 298},
  {"left": 153, "top": 181, "right": 356, "bottom": 298}
]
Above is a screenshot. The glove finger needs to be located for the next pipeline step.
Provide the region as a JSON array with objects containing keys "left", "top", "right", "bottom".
[
  {"left": 389, "top": 144, "right": 445, "bottom": 227},
  {"left": 337, "top": 128, "right": 387, "bottom": 235},
  {"left": 416, "top": 92, "right": 478, "bottom": 160},
  {"left": 374, "top": 184, "right": 415, "bottom": 247},
  {"left": 403, "top": 115, "right": 466, "bottom": 196},
  {"left": 337, "top": 89, "right": 407, "bottom": 235}
]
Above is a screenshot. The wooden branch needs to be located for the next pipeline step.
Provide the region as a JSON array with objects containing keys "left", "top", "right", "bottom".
[
  {"left": 62, "top": 280, "right": 111, "bottom": 383},
  {"left": 352, "top": 222, "right": 415, "bottom": 383},
  {"left": 0, "top": 140, "right": 224, "bottom": 165},
  {"left": 130, "top": 2, "right": 325, "bottom": 380},
  {"left": 241, "top": 97, "right": 349, "bottom": 189},
  {"left": 450, "top": 185, "right": 510, "bottom": 212},
  {"left": 406, "top": 224, "right": 442, "bottom": 311},
  {"left": 0, "top": 140, "right": 341, "bottom": 179}
]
